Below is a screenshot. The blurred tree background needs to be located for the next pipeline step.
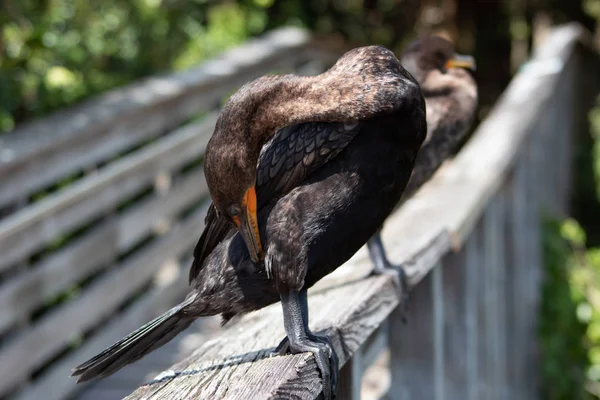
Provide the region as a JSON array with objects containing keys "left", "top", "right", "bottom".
[{"left": 1, "top": 0, "right": 600, "bottom": 397}]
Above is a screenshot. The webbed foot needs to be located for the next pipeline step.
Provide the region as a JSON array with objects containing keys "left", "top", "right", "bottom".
[
  {"left": 288, "top": 332, "right": 339, "bottom": 399},
  {"left": 277, "top": 290, "right": 339, "bottom": 399}
]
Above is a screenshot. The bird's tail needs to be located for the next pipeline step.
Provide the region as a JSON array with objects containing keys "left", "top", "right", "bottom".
[{"left": 71, "top": 297, "right": 195, "bottom": 383}]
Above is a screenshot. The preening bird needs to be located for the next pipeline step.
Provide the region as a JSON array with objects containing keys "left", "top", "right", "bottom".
[
  {"left": 72, "top": 36, "right": 477, "bottom": 400},
  {"left": 368, "top": 36, "right": 477, "bottom": 278}
]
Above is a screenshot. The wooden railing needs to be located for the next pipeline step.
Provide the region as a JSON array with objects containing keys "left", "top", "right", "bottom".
[
  {"left": 0, "top": 28, "right": 339, "bottom": 400},
  {"left": 115, "top": 24, "right": 596, "bottom": 400},
  {"left": 0, "top": 24, "right": 597, "bottom": 400}
]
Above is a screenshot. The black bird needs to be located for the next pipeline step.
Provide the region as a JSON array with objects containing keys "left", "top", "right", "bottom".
[
  {"left": 72, "top": 37, "right": 476, "bottom": 399},
  {"left": 367, "top": 36, "right": 477, "bottom": 283}
]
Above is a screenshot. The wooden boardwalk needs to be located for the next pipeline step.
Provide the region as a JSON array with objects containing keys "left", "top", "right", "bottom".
[
  {"left": 0, "top": 28, "right": 339, "bottom": 400},
  {"left": 74, "top": 281, "right": 392, "bottom": 400},
  {"left": 123, "top": 24, "right": 599, "bottom": 400},
  {"left": 0, "top": 23, "right": 597, "bottom": 400},
  {"left": 74, "top": 317, "right": 221, "bottom": 400}
]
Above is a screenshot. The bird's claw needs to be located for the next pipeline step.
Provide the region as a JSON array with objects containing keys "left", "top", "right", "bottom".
[
  {"left": 271, "top": 332, "right": 339, "bottom": 399},
  {"left": 369, "top": 262, "right": 410, "bottom": 324},
  {"left": 271, "top": 336, "right": 290, "bottom": 356}
]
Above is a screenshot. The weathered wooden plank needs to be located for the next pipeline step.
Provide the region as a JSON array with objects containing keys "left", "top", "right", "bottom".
[
  {"left": 114, "top": 24, "right": 593, "bottom": 400},
  {"left": 361, "top": 321, "right": 389, "bottom": 370},
  {"left": 3, "top": 23, "right": 586, "bottom": 400},
  {"left": 0, "top": 221, "right": 117, "bottom": 334},
  {"left": 505, "top": 158, "right": 529, "bottom": 400},
  {"left": 553, "top": 54, "right": 576, "bottom": 217},
  {"left": 13, "top": 260, "right": 196, "bottom": 400},
  {"left": 337, "top": 347, "right": 363, "bottom": 400},
  {"left": 338, "top": 322, "right": 388, "bottom": 400},
  {"left": 0, "top": 203, "right": 209, "bottom": 397},
  {"left": 475, "top": 217, "right": 491, "bottom": 400},
  {"left": 117, "top": 166, "right": 208, "bottom": 250},
  {"left": 389, "top": 271, "right": 436, "bottom": 400},
  {"left": 337, "top": 320, "right": 389, "bottom": 399},
  {"left": 433, "top": 265, "right": 445, "bottom": 400},
  {"left": 0, "top": 28, "right": 320, "bottom": 208},
  {"left": 483, "top": 194, "right": 508, "bottom": 399},
  {"left": 121, "top": 229, "right": 450, "bottom": 400},
  {"left": 404, "top": 25, "right": 585, "bottom": 248},
  {"left": 0, "top": 114, "right": 216, "bottom": 273},
  {"left": 441, "top": 246, "right": 468, "bottom": 399},
  {"left": 465, "top": 226, "right": 481, "bottom": 400},
  {"left": 524, "top": 113, "right": 544, "bottom": 400},
  {"left": 0, "top": 165, "right": 208, "bottom": 333},
  {"left": 556, "top": 60, "right": 573, "bottom": 214}
]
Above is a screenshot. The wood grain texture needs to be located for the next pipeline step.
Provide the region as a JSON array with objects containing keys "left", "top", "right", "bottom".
[
  {"left": 389, "top": 271, "right": 436, "bottom": 400},
  {"left": 441, "top": 247, "right": 469, "bottom": 400},
  {"left": 0, "top": 165, "right": 208, "bottom": 333},
  {"left": 0, "top": 115, "right": 216, "bottom": 273},
  {"left": 0, "top": 29, "right": 342, "bottom": 400},
  {"left": 0, "top": 23, "right": 592, "bottom": 400},
  {"left": 0, "top": 203, "right": 210, "bottom": 397},
  {"left": 337, "top": 346, "right": 363, "bottom": 400},
  {"left": 123, "top": 231, "right": 451, "bottom": 400},
  {"left": 506, "top": 159, "right": 530, "bottom": 400},
  {"left": 464, "top": 226, "right": 481, "bottom": 400},
  {"left": 14, "top": 260, "right": 195, "bottom": 400},
  {"left": 117, "top": 24, "right": 593, "bottom": 400}
]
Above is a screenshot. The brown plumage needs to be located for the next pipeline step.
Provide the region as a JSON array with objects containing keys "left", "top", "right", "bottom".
[
  {"left": 402, "top": 36, "right": 478, "bottom": 196},
  {"left": 72, "top": 36, "right": 477, "bottom": 399},
  {"left": 366, "top": 36, "right": 477, "bottom": 296}
]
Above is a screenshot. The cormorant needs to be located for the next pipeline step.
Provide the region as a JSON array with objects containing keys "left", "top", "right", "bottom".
[
  {"left": 72, "top": 36, "right": 476, "bottom": 400},
  {"left": 367, "top": 36, "right": 477, "bottom": 289}
]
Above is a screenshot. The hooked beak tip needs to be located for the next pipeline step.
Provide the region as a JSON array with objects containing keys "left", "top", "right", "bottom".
[
  {"left": 249, "top": 251, "right": 263, "bottom": 264},
  {"left": 240, "top": 222, "right": 264, "bottom": 264}
]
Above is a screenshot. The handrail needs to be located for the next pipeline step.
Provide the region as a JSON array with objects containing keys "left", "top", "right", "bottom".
[
  {"left": 121, "top": 24, "right": 598, "bottom": 400},
  {"left": 0, "top": 28, "right": 342, "bottom": 400},
  {"left": 0, "top": 28, "right": 338, "bottom": 209}
]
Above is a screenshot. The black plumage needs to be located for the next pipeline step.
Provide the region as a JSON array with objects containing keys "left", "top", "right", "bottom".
[
  {"left": 72, "top": 36, "right": 477, "bottom": 399},
  {"left": 367, "top": 36, "right": 478, "bottom": 275}
]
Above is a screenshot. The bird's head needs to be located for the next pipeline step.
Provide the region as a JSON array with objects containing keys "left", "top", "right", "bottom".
[
  {"left": 401, "top": 35, "right": 476, "bottom": 83},
  {"left": 204, "top": 121, "right": 264, "bottom": 264}
]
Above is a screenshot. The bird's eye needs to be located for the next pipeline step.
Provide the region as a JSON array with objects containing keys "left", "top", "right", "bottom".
[{"left": 229, "top": 205, "right": 241, "bottom": 217}]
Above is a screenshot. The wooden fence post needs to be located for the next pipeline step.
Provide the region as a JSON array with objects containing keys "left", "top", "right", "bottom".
[
  {"left": 505, "top": 159, "right": 527, "bottom": 400},
  {"left": 439, "top": 245, "right": 468, "bottom": 399},
  {"left": 337, "top": 347, "right": 364, "bottom": 400},
  {"left": 465, "top": 226, "right": 481, "bottom": 400},
  {"left": 389, "top": 264, "right": 444, "bottom": 400}
]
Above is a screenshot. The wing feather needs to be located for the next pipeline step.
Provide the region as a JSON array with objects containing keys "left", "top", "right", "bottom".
[{"left": 189, "top": 121, "right": 361, "bottom": 283}]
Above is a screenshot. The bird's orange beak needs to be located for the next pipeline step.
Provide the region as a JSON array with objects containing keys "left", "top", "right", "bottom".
[
  {"left": 445, "top": 54, "right": 476, "bottom": 71},
  {"left": 232, "top": 186, "right": 264, "bottom": 263}
]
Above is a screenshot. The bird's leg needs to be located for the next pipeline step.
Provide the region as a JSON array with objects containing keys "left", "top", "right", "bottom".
[
  {"left": 367, "top": 229, "right": 409, "bottom": 322},
  {"left": 273, "top": 289, "right": 338, "bottom": 400}
]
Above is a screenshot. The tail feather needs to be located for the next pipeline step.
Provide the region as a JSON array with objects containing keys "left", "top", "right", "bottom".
[{"left": 72, "top": 299, "right": 194, "bottom": 383}]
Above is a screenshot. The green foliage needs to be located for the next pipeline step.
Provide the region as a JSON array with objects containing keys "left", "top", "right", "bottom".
[
  {"left": 540, "top": 93, "right": 600, "bottom": 398},
  {"left": 0, "top": 0, "right": 275, "bottom": 133},
  {"left": 0, "top": 0, "right": 431, "bottom": 134},
  {"left": 540, "top": 217, "right": 590, "bottom": 400},
  {"left": 590, "top": 106, "right": 600, "bottom": 202},
  {"left": 3, "top": 3, "right": 600, "bottom": 398}
]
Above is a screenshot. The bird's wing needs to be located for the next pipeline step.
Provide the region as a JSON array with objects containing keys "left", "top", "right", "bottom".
[
  {"left": 189, "top": 121, "right": 361, "bottom": 283},
  {"left": 255, "top": 121, "right": 360, "bottom": 207},
  {"left": 188, "top": 204, "right": 235, "bottom": 283}
]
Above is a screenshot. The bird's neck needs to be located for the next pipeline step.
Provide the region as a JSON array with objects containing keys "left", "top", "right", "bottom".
[
  {"left": 248, "top": 74, "right": 364, "bottom": 137},
  {"left": 230, "top": 70, "right": 414, "bottom": 163},
  {"left": 206, "top": 46, "right": 422, "bottom": 193}
]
